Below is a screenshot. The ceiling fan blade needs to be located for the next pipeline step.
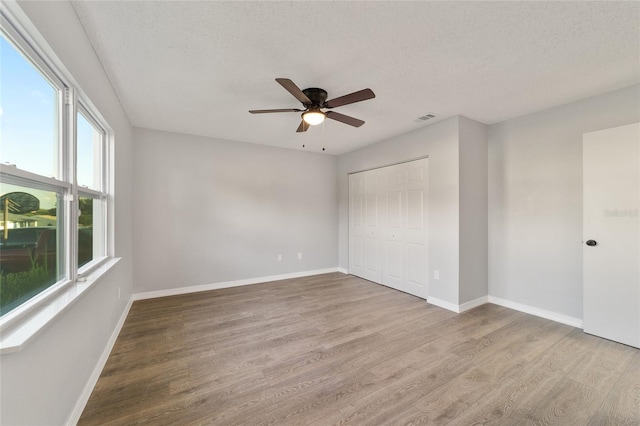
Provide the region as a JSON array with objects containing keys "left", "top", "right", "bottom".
[
  {"left": 249, "top": 108, "right": 303, "bottom": 114},
  {"left": 296, "top": 120, "right": 310, "bottom": 133},
  {"left": 276, "top": 78, "right": 311, "bottom": 104},
  {"left": 325, "top": 111, "right": 365, "bottom": 127},
  {"left": 325, "top": 88, "right": 375, "bottom": 108}
]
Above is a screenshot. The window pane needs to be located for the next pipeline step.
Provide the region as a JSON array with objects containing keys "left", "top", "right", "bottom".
[
  {"left": 0, "top": 35, "right": 59, "bottom": 178},
  {"left": 78, "top": 196, "right": 105, "bottom": 268},
  {"left": 0, "top": 182, "right": 64, "bottom": 315},
  {"left": 77, "top": 111, "right": 102, "bottom": 190}
]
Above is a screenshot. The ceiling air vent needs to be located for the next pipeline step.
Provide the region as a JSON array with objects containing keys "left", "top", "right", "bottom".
[{"left": 417, "top": 113, "right": 436, "bottom": 121}]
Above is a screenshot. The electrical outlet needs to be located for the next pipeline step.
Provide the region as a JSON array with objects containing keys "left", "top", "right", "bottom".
[
  {"left": 434, "top": 270, "right": 440, "bottom": 280},
  {"left": 297, "top": 252, "right": 303, "bottom": 260},
  {"left": 277, "top": 254, "right": 283, "bottom": 262}
]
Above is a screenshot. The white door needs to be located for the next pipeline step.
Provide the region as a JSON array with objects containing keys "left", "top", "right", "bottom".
[
  {"left": 583, "top": 122, "right": 639, "bottom": 348},
  {"left": 350, "top": 159, "right": 428, "bottom": 299},
  {"left": 402, "top": 160, "right": 428, "bottom": 298},
  {"left": 349, "top": 170, "right": 382, "bottom": 283},
  {"left": 363, "top": 171, "right": 383, "bottom": 283},
  {"left": 383, "top": 164, "right": 405, "bottom": 291}
]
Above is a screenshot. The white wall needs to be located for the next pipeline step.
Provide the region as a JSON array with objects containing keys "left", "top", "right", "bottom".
[
  {"left": 132, "top": 128, "right": 338, "bottom": 294},
  {"left": 338, "top": 117, "right": 462, "bottom": 305},
  {"left": 488, "top": 84, "right": 640, "bottom": 321},
  {"left": 1, "top": 1, "right": 134, "bottom": 425}
]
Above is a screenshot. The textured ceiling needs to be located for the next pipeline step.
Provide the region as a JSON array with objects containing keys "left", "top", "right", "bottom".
[{"left": 71, "top": 1, "right": 640, "bottom": 155}]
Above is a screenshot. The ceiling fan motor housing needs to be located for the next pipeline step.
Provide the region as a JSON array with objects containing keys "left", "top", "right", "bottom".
[{"left": 302, "top": 88, "right": 328, "bottom": 107}]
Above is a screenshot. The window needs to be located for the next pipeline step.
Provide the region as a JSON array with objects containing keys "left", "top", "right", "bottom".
[
  {"left": 76, "top": 106, "right": 107, "bottom": 270},
  {"left": 0, "top": 185, "right": 63, "bottom": 314},
  {"left": 0, "top": 16, "right": 110, "bottom": 319}
]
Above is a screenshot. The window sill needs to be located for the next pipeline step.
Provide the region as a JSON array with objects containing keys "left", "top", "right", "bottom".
[{"left": 0, "top": 257, "right": 121, "bottom": 354}]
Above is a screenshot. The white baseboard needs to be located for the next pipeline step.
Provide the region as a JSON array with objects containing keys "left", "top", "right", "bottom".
[
  {"left": 459, "top": 296, "right": 489, "bottom": 312},
  {"left": 427, "top": 295, "right": 488, "bottom": 313},
  {"left": 488, "top": 296, "right": 583, "bottom": 328},
  {"left": 67, "top": 296, "right": 133, "bottom": 425},
  {"left": 133, "top": 268, "right": 340, "bottom": 301},
  {"left": 337, "top": 267, "right": 349, "bottom": 275},
  {"left": 427, "top": 296, "right": 460, "bottom": 313}
]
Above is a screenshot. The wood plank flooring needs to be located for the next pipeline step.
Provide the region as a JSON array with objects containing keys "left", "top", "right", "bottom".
[{"left": 79, "top": 273, "right": 640, "bottom": 425}]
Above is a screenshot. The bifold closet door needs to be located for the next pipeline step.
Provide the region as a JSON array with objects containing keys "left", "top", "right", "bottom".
[
  {"left": 349, "top": 169, "right": 383, "bottom": 283},
  {"left": 389, "top": 160, "right": 428, "bottom": 298},
  {"left": 349, "top": 158, "right": 428, "bottom": 299}
]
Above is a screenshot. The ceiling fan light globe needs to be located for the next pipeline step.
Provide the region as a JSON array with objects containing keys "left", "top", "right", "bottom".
[{"left": 302, "top": 111, "right": 326, "bottom": 125}]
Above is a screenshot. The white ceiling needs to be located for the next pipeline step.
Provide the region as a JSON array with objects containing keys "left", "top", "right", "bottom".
[{"left": 71, "top": 1, "right": 640, "bottom": 155}]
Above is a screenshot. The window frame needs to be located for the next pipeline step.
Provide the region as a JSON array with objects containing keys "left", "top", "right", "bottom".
[
  {"left": 0, "top": 5, "right": 116, "bottom": 350},
  {"left": 75, "top": 102, "right": 109, "bottom": 275}
]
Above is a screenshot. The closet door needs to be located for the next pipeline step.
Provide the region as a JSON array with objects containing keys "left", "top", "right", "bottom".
[
  {"left": 403, "top": 160, "right": 428, "bottom": 298},
  {"left": 383, "top": 164, "right": 405, "bottom": 291},
  {"left": 350, "top": 158, "right": 428, "bottom": 299},
  {"left": 349, "top": 170, "right": 383, "bottom": 283},
  {"left": 381, "top": 160, "right": 428, "bottom": 298}
]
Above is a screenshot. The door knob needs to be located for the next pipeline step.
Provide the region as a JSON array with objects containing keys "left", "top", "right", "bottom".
[{"left": 586, "top": 240, "right": 597, "bottom": 246}]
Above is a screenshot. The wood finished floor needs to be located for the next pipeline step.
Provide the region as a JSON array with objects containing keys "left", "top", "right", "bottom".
[{"left": 79, "top": 273, "right": 640, "bottom": 425}]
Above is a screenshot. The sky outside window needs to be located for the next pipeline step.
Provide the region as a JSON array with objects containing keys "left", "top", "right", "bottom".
[{"left": 1, "top": 35, "right": 59, "bottom": 179}]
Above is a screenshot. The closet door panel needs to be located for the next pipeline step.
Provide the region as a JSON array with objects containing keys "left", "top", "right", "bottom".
[
  {"left": 406, "top": 242, "right": 426, "bottom": 297},
  {"left": 388, "top": 191, "right": 402, "bottom": 229},
  {"left": 385, "top": 240, "right": 404, "bottom": 289},
  {"left": 407, "top": 189, "right": 424, "bottom": 230},
  {"left": 351, "top": 236, "right": 364, "bottom": 271}
]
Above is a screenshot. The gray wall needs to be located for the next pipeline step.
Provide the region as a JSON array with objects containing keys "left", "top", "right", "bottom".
[
  {"left": 132, "top": 128, "right": 338, "bottom": 294},
  {"left": 459, "top": 116, "right": 489, "bottom": 304},
  {"left": 338, "top": 117, "right": 461, "bottom": 305},
  {"left": 1, "top": 1, "right": 134, "bottom": 425},
  {"left": 488, "top": 84, "right": 640, "bottom": 320}
]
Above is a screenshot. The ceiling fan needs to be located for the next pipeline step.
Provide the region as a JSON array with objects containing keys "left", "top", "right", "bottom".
[{"left": 249, "top": 78, "right": 375, "bottom": 133}]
